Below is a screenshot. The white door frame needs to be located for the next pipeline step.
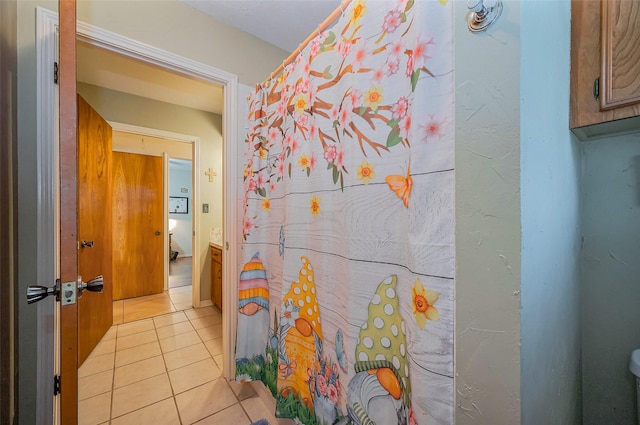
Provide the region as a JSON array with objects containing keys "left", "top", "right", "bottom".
[{"left": 36, "top": 8, "right": 239, "bottom": 386}]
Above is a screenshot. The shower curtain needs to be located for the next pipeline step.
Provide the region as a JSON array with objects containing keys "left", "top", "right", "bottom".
[{"left": 236, "top": 1, "right": 454, "bottom": 424}]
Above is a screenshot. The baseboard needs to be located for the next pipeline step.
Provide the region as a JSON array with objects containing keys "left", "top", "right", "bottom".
[{"left": 198, "top": 300, "right": 213, "bottom": 307}]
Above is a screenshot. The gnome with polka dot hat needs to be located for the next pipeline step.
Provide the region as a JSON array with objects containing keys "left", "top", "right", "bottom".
[
  {"left": 277, "top": 256, "right": 324, "bottom": 410},
  {"left": 346, "top": 275, "right": 411, "bottom": 425}
]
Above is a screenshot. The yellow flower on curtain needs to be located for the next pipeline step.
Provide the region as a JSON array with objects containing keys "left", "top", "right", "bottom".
[
  {"left": 298, "top": 154, "right": 310, "bottom": 171},
  {"left": 310, "top": 195, "right": 321, "bottom": 218},
  {"left": 261, "top": 198, "right": 271, "bottom": 212},
  {"left": 364, "top": 86, "right": 384, "bottom": 112},
  {"left": 356, "top": 160, "right": 376, "bottom": 185},
  {"left": 412, "top": 279, "right": 440, "bottom": 329},
  {"left": 259, "top": 147, "right": 268, "bottom": 160},
  {"left": 351, "top": 0, "right": 368, "bottom": 26},
  {"left": 294, "top": 93, "right": 309, "bottom": 115}
]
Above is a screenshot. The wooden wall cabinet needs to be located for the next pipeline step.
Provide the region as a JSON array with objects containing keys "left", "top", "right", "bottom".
[
  {"left": 210, "top": 244, "right": 223, "bottom": 311},
  {"left": 570, "top": 0, "right": 640, "bottom": 138}
]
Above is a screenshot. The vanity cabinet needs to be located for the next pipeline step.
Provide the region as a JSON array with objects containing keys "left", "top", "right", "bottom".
[
  {"left": 570, "top": 0, "right": 640, "bottom": 137},
  {"left": 210, "top": 244, "right": 223, "bottom": 311}
]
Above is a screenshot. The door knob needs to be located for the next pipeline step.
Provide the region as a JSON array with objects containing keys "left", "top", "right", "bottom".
[
  {"left": 27, "top": 280, "right": 60, "bottom": 304},
  {"left": 79, "top": 275, "right": 103, "bottom": 295},
  {"left": 27, "top": 275, "right": 103, "bottom": 305},
  {"left": 155, "top": 231, "right": 161, "bottom": 236}
]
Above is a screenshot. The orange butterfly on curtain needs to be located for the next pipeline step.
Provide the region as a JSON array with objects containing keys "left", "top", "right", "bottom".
[{"left": 385, "top": 164, "right": 412, "bottom": 208}]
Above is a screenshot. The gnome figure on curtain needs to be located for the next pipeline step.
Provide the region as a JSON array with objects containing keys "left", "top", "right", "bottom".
[
  {"left": 346, "top": 275, "right": 412, "bottom": 425},
  {"left": 236, "top": 253, "right": 270, "bottom": 381},
  {"left": 277, "top": 256, "right": 326, "bottom": 411}
]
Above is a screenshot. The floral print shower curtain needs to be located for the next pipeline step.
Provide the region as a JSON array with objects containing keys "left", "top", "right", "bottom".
[{"left": 236, "top": 1, "right": 454, "bottom": 424}]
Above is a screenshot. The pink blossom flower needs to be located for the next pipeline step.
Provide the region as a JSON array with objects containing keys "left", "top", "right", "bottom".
[
  {"left": 336, "top": 38, "right": 351, "bottom": 59},
  {"left": 382, "top": 9, "right": 402, "bottom": 34},
  {"left": 327, "top": 384, "right": 338, "bottom": 404},
  {"left": 309, "top": 39, "right": 321, "bottom": 58},
  {"left": 392, "top": 96, "right": 410, "bottom": 121},
  {"left": 420, "top": 115, "right": 445, "bottom": 142},
  {"left": 336, "top": 145, "right": 345, "bottom": 168},
  {"left": 389, "top": 40, "right": 404, "bottom": 58},
  {"left": 317, "top": 375, "right": 328, "bottom": 396},
  {"left": 329, "top": 105, "right": 340, "bottom": 122},
  {"left": 309, "top": 122, "right": 318, "bottom": 140},
  {"left": 385, "top": 57, "right": 400, "bottom": 76},
  {"left": 349, "top": 88, "right": 362, "bottom": 107},
  {"left": 248, "top": 179, "right": 257, "bottom": 192},
  {"left": 270, "top": 181, "right": 276, "bottom": 192},
  {"left": 400, "top": 115, "right": 412, "bottom": 140},
  {"left": 406, "top": 54, "right": 415, "bottom": 77},
  {"left": 290, "top": 137, "right": 299, "bottom": 155},
  {"left": 413, "top": 34, "right": 435, "bottom": 68},
  {"left": 352, "top": 40, "right": 369, "bottom": 67},
  {"left": 309, "top": 153, "right": 317, "bottom": 171},
  {"left": 297, "top": 113, "right": 309, "bottom": 127},
  {"left": 371, "top": 66, "right": 385, "bottom": 85},
  {"left": 268, "top": 127, "right": 280, "bottom": 145},
  {"left": 338, "top": 107, "right": 351, "bottom": 128},
  {"left": 242, "top": 217, "right": 254, "bottom": 236},
  {"left": 276, "top": 101, "right": 287, "bottom": 120},
  {"left": 277, "top": 159, "right": 285, "bottom": 178},
  {"left": 324, "top": 145, "right": 337, "bottom": 164}
]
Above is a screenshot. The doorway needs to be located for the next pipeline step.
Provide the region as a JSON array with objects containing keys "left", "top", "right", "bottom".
[{"left": 35, "top": 7, "right": 240, "bottom": 422}]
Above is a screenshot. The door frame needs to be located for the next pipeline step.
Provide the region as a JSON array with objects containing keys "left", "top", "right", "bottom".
[
  {"left": 36, "top": 7, "right": 239, "bottom": 405},
  {"left": 110, "top": 122, "right": 201, "bottom": 306}
]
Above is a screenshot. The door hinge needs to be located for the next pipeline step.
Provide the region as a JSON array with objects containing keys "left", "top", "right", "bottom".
[
  {"left": 593, "top": 77, "right": 600, "bottom": 101},
  {"left": 53, "top": 62, "right": 59, "bottom": 85},
  {"left": 54, "top": 375, "right": 61, "bottom": 396}
]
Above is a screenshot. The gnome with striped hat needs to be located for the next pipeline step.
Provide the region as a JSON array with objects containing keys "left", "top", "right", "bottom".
[{"left": 236, "top": 253, "right": 270, "bottom": 370}]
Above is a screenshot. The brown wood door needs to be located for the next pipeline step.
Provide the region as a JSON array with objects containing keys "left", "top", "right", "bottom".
[
  {"left": 77, "top": 95, "right": 113, "bottom": 366},
  {"left": 112, "top": 152, "right": 164, "bottom": 300},
  {"left": 59, "top": 0, "right": 79, "bottom": 421}
]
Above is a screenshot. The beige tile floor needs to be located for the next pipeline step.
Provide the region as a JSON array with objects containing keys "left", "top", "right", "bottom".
[
  {"left": 113, "top": 286, "right": 194, "bottom": 325},
  {"left": 79, "top": 301, "right": 283, "bottom": 425}
]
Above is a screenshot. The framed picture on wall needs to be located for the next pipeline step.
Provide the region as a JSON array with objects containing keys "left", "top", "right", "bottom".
[{"left": 169, "top": 196, "right": 188, "bottom": 214}]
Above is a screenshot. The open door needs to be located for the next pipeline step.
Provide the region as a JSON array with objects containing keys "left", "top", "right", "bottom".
[{"left": 77, "top": 95, "right": 113, "bottom": 365}]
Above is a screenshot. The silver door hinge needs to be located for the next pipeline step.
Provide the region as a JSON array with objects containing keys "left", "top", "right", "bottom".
[
  {"left": 54, "top": 375, "right": 61, "bottom": 396},
  {"left": 54, "top": 62, "right": 59, "bottom": 85}
]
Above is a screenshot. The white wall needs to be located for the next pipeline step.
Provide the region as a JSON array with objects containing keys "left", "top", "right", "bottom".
[
  {"left": 520, "top": 2, "right": 583, "bottom": 425},
  {"left": 169, "top": 162, "right": 193, "bottom": 257},
  {"left": 582, "top": 131, "right": 640, "bottom": 425},
  {"left": 455, "top": 2, "right": 522, "bottom": 423}
]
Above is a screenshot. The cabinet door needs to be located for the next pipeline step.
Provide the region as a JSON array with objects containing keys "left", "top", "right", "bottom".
[
  {"left": 601, "top": 0, "right": 640, "bottom": 110},
  {"left": 570, "top": 0, "right": 640, "bottom": 129},
  {"left": 212, "top": 260, "right": 222, "bottom": 311}
]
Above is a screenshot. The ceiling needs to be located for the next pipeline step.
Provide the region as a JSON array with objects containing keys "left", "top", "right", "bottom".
[
  {"left": 178, "top": 0, "right": 341, "bottom": 53},
  {"left": 76, "top": 1, "right": 340, "bottom": 116}
]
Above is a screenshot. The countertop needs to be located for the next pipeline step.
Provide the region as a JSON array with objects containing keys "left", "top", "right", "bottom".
[{"left": 209, "top": 242, "right": 223, "bottom": 251}]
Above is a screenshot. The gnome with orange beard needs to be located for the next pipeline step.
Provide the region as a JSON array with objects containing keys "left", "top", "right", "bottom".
[{"left": 346, "top": 275, "right": 412, "bottom": 425}]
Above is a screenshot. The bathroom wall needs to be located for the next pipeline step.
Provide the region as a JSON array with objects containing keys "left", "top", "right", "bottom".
[
  {"left": 520, "top": 2, "right": 583, "bottom": 424},
  {"left": 169, "top": 161, "right": 193, "bottom": 257},
  {"left": 455, "top": 2, "right": 522, "bottom": 423},
  {"left": 582, "top": 131, "right": 640, "bottom": 425}
]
